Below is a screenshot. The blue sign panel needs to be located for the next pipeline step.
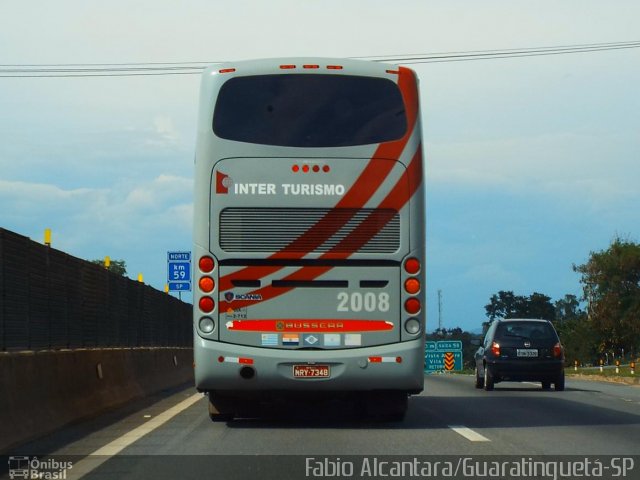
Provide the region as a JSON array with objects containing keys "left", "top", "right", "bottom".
[
  {"left": 437, "top": 340, "right": 462, "bottom": 351},
  {"left": 424, "top": 351, "right": 463, "bottom": 372},
  {"left": 167, "top": 251, "right": 191, "bottom": 292},
  {"left": 425, "top": 339, "right": 463, "bottom": 371}
]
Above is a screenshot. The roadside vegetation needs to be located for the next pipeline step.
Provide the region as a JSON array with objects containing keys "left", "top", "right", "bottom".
[{"left": 428, "top": 236, "right": 640, "bottom": 377}]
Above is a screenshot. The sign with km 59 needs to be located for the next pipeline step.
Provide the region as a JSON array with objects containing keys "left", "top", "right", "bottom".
[{"left": 167, "top": 251, "right": 191, "bottom": 292}]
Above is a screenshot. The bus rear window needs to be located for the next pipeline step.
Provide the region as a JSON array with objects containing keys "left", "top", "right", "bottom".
[{"left": 212, "top": 74, "right": 407, "bottom": 147}]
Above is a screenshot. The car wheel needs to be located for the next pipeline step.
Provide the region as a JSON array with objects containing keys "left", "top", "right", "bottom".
[
  {"left": 475, "top": 367, "right": 483, "bottom": 389},
  {"left": 554, "top": 370, "right": 565, "bottom": 391},
  {"left": 483, "top": 364, "right": 494, "bottom": 391}
]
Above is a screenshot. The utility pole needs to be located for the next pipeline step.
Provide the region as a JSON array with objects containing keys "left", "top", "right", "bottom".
[{"left": 438, "top": 289, "right": 443, "bottom": 331}]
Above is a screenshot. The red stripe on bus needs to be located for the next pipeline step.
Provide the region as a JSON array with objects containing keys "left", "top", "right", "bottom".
[
  {"left": 218, "top": 144, "right": 422, "bottom": 311},
  {"left": 218, "top": 67, "right": 420, "bottom": 292},
  {"left": 225, "top": 319, "right": 393, "bottom": 332}
]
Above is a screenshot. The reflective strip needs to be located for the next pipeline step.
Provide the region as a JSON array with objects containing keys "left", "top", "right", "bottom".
[
  {"left": 223, "top": 356, "right": 254, "bottom": 365},
  {"left": 368, "top": 356, "right": 399, "bottom": 363},
  {"left": 226, "top": 319, "right": 393, "bottom": 333}
]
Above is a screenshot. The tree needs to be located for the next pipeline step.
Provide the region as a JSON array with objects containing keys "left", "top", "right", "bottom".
[
  {"left": 573, "top": 237, "right": 640, "bottom": 354},
  {"left": 555, "top": 317, "right": 599, "bottom": 366},
  {"left": 526, "top": 292, "right": 555, "bottom": 321},
  {"left": 90, "top": 258, "right": 127, "bottom": 276},
  {"left": 485, "top": 290, "right": 521, "bottom": 320},
  {"left": 554, "top": 294, "right": 585, "bottom": 324},
  {"left": 485, "top": 290, "right": 554, "bottom": 321}
]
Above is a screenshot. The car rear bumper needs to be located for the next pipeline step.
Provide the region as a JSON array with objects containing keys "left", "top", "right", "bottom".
[{"left": 487, "top": 358, "right": 563, "bottom": 382}]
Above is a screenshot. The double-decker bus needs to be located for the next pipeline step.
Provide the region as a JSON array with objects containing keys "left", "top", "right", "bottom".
[{"left": 193, "top": 57, "right": 425, "bottom": 420}]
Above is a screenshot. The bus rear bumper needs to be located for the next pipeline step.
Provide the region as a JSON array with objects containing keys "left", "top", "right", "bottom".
[{"left": 194, "top": 337, "right": 425, "bottom": 394}]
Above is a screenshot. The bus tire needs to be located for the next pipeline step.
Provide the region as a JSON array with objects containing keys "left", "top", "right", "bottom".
[
  {"left": 208, "top": 393, "right": 236, "bottom": 422},
  {"left": 364, "top": 392, "right": 408, "bottom": 422}
]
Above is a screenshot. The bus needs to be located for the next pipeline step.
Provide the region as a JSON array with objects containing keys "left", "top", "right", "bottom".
[{"left": 193, "top": 57, "right": 425, "bottom": 421}]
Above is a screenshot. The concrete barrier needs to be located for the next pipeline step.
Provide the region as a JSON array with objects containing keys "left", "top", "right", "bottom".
[{"left": 0, "top": 348, "right": 194, "bottom": 453}]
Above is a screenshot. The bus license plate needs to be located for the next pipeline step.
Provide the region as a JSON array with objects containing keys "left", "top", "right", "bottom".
[
  {"left": 293, "top": 365, "right": 330, "bottom": 378},
  {"left": 517, "top": 349, "right": 538, "bottom": 357}
]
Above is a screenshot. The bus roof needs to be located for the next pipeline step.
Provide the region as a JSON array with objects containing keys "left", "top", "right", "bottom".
[{"left": 202, "top": 57, "right": 404, "bottom": 79}]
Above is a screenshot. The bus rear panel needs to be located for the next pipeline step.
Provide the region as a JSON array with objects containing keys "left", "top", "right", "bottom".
[{"left": 193, "top": 58, "right": 425, "bottom": 419}]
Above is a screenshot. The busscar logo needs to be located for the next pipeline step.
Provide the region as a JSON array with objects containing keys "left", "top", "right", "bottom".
[{"left": 216, "top": 171, "right": 232, "bottom": 194}]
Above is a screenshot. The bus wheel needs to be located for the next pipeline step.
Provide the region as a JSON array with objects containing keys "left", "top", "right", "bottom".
[
  {"left": 364, "top": 392, "right": 408, "bottom": 422},
  {"left": 208, "top": 393, "right": 236, "bottom": 422}
]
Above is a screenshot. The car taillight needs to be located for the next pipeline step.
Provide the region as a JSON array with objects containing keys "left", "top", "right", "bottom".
[
  {"left": 491, "top": 342, "right": 500, "bottom": 356},
  {"left": 553, "top": 342, "right": 563, "bottom": 358}
]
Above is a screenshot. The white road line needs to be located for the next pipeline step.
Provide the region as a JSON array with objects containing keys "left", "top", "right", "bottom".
[
  {"left": 67, "top": 393, "right": 204, "bottom": 479},
  {"left": 448, "top": 425, "right": 490, "bottom": 442}
]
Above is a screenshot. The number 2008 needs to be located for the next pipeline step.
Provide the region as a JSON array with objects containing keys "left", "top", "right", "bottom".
[{"left": 337, "top": 292, "right": 390, "bottom": 312}]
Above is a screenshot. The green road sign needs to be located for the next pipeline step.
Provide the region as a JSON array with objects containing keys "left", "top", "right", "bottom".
[{"left": 425, "top": 351, "right": 463, "bottom": 372}]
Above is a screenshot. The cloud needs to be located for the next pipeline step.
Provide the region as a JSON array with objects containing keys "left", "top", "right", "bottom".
[
  {"left": 0, "top": 175, "right": 193, "bottom": 264},
  {"left": 427, "top": 131, "right": 640, "bottom": 210},
  {"left": 147, "top": 115, "right": 181, "bottom": 146}
]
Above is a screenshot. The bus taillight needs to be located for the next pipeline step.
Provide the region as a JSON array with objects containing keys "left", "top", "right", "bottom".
[
  {"left": 199, "top": 276, "right": 215, "bottom": 293},
  {"left": 404, "top": 278, "right": 420, "bottom": 295},
  {"left": 404, "top": 298, "right": 421, "bottom": 315},
  {"left": 199, "top": 297, "right": 215, "bottom": 313},
  {"left": 404, "top": 258, "right": 420, "bottom": 274},
  {"left": 199, "top": 256, "right": 215, "bottom": 273}
]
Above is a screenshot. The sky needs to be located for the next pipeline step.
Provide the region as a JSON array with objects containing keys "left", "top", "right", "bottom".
[{"left": 1, "top": 1, "right": 639, "bottom": 333}]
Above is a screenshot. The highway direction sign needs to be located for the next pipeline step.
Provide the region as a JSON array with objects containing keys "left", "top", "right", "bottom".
[
  {"left": 425, "top": 340, "right": 463, "bottom": 372},
  {"left": 167, "top": 251, "right": 191, "bottom": 292},
  {"left": 425, "top": 351, "right": 463, "bottom": 371}
]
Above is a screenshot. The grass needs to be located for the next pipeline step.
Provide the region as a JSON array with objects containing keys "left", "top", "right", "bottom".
[
  {"left": 429, "top": 365, "right": 639, "bottom": 384},
  {"left": 566, "top": 365, "right": 638, "bottom": 379}
]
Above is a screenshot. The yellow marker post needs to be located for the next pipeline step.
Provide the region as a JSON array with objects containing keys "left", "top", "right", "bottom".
[
  {"left": 615, "top": 359, "right": 620, "bottom": 374},
  {"left": 164, "top": 284, "right": 169, "bottom": 294},
  {"left": 137, "top": 273, "right": 144, "bottom": 283},
  {"left": 599, "top": 358, "right": 604, "bottom": 372},
  {"left": 44, "top": 228, "right": 52, "bottom": 246},
  {"left": 104, "top": 256, "right": 111, "bottom": 269},
  {"left": 631, "top": 362, "right": 635, "bottom": 376}
]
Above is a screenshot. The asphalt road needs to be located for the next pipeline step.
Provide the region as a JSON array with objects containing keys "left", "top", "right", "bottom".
[{"left": 5, "top": 374, "right": 640, "bottom": 479}]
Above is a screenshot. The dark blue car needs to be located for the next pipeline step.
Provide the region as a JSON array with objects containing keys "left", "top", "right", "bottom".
[{"left": 474, "top": 318, "right": 565, "bottom": 391}]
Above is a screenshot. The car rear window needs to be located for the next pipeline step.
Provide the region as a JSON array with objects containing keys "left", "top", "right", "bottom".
[
  {"left": 495, "top": 322, "right": 558, "bottom": 341},
  {"left": 212, "top": 74, "right": 407, "bottom": 147}
]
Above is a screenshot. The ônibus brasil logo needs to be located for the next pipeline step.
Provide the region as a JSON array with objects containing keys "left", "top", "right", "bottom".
[{"left": 216, "top": 171, "right": 232, "bottom": 194}]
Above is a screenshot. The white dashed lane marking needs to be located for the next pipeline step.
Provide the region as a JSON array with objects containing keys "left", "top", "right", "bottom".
[{"left": 448, "top": 425, "right": 491, "bottom": 442}]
